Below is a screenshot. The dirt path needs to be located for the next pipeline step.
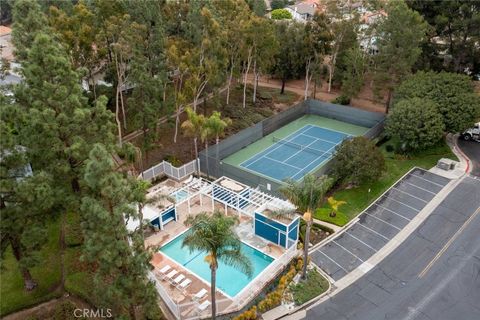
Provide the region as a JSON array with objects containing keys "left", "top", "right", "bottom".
[{"left": 246, "top": 75, "right": 387, "bottom": 114}]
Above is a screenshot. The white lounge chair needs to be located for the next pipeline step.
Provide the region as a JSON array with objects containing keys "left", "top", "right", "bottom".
[
  {"left": 164, "top": 270, "right": 178, "bottom": 281},
  {"left": 193, "top": 288, "right": 208, "bottom": 300},
  {"left": 178, "top": 278, "right": 192, "bottom": 289},
  {"left": 157, "top": 265, "right": 171, "bottom": 277},
  {"left": 172, "top": 274, "right": 185, "bottom": 285},
  {"left": 197, "top": 300, "right": 211, "bottom": 312}
]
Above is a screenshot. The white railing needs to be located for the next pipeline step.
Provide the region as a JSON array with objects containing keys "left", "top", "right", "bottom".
[
  {"left": 229, "top": 245, "right": 299, "bottom": 313},
  {"left": 140, "top": 159, "right": 197, "bottom": 181},
  {"left": 148, "top": 272, "right": 181, "bottom": 319}
]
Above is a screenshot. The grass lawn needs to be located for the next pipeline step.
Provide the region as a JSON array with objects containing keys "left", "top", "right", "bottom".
[
  {"left": 314, "top": 208, "right": 349, "bottom": 227},
  {"left": 63, "top": 212, "right": 96, "bottom": 305},
  {"left": 289, "top": 269, "right": 329, "bottom": 305},
  {"left": 0, "top": 219, "right": 63, "bottom": 316},
  {"left": 313, "top": 139, "right": 457, "bottom": 223}
]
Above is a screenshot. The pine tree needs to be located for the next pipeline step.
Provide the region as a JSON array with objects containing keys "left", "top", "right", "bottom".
[
  {"left": 127, "top": 0, "right": 167, "bottom": 166},
  {"left": 13, "top": 30, "right": 115, "bottom": 208},
  {"left": 0, "top": 95, "right": 54, "bottom": 291},
  {"left": 80, "top": 144, "right": 161, "bottom": 319}
]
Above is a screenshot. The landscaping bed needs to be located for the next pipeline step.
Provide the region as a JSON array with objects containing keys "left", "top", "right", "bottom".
[
  {"left": 314, "top": 138, "right": 457, "bottom": 224},
  {"left": 288, "top": 269, "right": 329, "bottom": 306}
]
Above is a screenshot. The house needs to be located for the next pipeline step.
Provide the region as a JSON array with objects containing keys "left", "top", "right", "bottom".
[
  {"left": 285, "top": 2, "right": 317, "bottom": 22},
  {"left": 0, "top": 26, "right": 14, "bottom": 62}
]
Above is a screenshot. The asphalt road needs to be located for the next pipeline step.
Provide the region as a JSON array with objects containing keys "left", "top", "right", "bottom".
[
  {"left": 305, "top": 176, "right": 480, "bottom": 320},
  {"left": 457, "top": 138, "right": 480, "bottom": 177}
]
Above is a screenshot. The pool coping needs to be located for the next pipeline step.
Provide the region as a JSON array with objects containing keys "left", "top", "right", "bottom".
[{"left": 158, "top": 228, "right": 279, "bottom": 299}]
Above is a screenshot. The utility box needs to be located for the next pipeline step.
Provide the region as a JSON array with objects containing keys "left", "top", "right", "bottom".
[{"left": 437, "top": 158, "right": 456, "bottom": 171}]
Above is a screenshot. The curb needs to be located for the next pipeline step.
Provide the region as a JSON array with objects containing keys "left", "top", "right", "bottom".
[{"left": 448, "top": 133, "right": 470, "bottom": 174}]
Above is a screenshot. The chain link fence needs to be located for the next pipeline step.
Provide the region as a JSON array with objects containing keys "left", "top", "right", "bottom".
[{"left": 199, "top": 99, "right": 385, "bottom": 196}]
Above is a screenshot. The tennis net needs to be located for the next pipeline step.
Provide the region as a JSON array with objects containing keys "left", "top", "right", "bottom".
[{"left": 272, "top": 136, "right": 333, "bottom": 157}]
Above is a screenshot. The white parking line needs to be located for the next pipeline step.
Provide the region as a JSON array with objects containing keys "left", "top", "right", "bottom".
[
  {"left": 315, "top": 250, "right": 348, "bottom": 273},
  {"left": 344, "top": 232, "right": 378, "bottom": 252},
  {"left": 374, "top": 203, "right": 411, "bottom": 221},
  {"left": 357, "top": 223, "right": 391, "bottom": 241},
  {"left": 364, "top": 212, "right": 402, "bottom": 230},
  {"left": 386, "top": 197, "right": 421, "bottom": 213},
  {"left": 410, "top": 173, "right": 446, "bottom": 188},
  {"left": 402, "top": 181, "right": 437, "bottom": 195},
  {"left": 392, "top": 187, "right": 428, "bottom": 203},
  {"left": 332, "top": 240, "right": 365, "bottom": 263}
]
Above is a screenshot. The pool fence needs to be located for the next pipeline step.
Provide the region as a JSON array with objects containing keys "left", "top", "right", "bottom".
[
  {"left": 199, "top": 99, "right": 385, "bottom": 196},
  {"left": 140, "top": 159, "right": 197, "bottom": 181}
]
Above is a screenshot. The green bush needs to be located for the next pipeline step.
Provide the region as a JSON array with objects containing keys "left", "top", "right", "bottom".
[
  {"left": 271, "top": 9, "right": 292, "bottom": 20},
  {"left": 163, "top": 155, "right": 182, "bottom": 166},
  {"left": 386, "top": 98, "right": 445, "bottom": 151},
  {"left": 330, "top": 136, "right": 386, "bottom": 186},
  {"left": 331, "top": 94, "right": 350, "bottom": 105}
]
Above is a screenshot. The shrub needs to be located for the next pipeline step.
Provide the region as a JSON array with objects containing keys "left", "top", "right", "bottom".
[
  {"left": 386, "top": 98, "right": 445, "bottom": 151},
  {"left": 385, "top": 144, "right": 394, "bottom": 152},
  {"left": 271, "top": 0, "right": 288, "bottom": 10},
  {"left": 394, "top": 71, "right": 480, "bottom": 133},
  {"left": 163, "top": 154, "right": 182, "bottom": 166},
  {"left": 330, "top": 136, "right": 385, "bottom": 185},
  {"left": 331, "top": 94, "right": 350, "bottom": 105},
  {"left": 271, "top": 9, "right": 292, "bottom": 20}
]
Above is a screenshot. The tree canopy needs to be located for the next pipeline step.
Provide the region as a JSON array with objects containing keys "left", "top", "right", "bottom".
[
  {"left": 394, "top": 71, "right": 480, "bottom": 132},
  {"left": 386, "top": 97, "right": 445, "bottom": 151}
]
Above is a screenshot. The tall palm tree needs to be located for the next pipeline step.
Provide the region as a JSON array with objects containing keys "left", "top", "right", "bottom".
[
  {"left": 181, "top": 107, "right": 205, "bottom": 175},
  {"left": 280, "top": 174, "right": 333, "bottom": 279},
  {"left": 205, "top": 112, "right": 232, "bottom": 177},
  {"left": 200, "top": 121, "right": 213, "bottom": 179},
  {"left": 182, "top": 211, "right": 253, "bottom": 320}
]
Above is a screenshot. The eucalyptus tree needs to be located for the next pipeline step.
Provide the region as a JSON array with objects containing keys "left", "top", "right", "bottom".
[
  {"left": 210, "top": 0, "right": 251, "bottom": 105},
  {"left": 372, "top": 0, "right": 428, "bottom": 111}
]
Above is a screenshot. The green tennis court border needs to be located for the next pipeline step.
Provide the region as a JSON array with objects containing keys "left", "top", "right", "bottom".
[
  {"left": 198, "top": 99, "right": 385, "bottom": 196},
  {"left": 224, "top": 115, "right": 369, "bottom": 167}
]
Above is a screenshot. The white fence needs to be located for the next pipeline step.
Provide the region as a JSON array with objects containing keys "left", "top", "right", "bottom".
[
  {"left": 140, "top": 159, "right": 198, "bottom": 181},
  {"left": 148, "top": 272, "right": 181, "bottom": 319},
  {"left": 228, "top": 245, "right": 299, "bottom": 314}
]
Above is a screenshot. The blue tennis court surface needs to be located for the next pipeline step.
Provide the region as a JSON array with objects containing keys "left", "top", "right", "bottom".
[{"left": 240, "top": 125, "right": 351, "bottom": 182}]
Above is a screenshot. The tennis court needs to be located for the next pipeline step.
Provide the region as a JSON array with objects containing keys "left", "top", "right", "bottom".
[{"left": 240, "top": 124, "right": 352, "bottom": 182}]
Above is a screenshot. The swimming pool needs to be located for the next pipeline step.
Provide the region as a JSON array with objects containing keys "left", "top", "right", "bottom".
[{"left": 159, "top": 232, "right": 274, "bottom": 297}]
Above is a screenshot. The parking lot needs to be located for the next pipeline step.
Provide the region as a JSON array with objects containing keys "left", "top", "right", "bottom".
[{"left": 311, "top": 168, "right": 451, "bottom": 281}]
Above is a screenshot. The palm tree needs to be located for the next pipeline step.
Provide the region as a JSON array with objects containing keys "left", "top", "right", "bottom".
[
  {"left": 182, "top": 211, "right": 253, "bottom": 320},
  {"left": 181, "top": 107, "right": 205, "bottom": 175},
  {"left": 280, "top": 174, "right": 333, "bottom": 279},
  {"left": 327, "top": 196, "right": 346, "bottom": 218},
  {"left": 205, "top": 112, "right": 232, "bottom": 177},
  {"left": 200, "top": 121, "right": 213, "bottom": 179}
]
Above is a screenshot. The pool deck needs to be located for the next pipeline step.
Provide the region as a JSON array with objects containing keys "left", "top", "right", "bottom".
[{"left": 145, "top": 182, "right": 290, "bottom": 319}]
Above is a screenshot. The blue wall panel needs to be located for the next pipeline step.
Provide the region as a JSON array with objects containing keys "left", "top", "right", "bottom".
[
  {"left": 255, "top": 219, "right": 279, "bottom": 245},
  {"left": 254, "top": 213, "right": 287, "bottom": 232},
  {"left": 150, "top": 217, "right": 160, "bottom": 228}
]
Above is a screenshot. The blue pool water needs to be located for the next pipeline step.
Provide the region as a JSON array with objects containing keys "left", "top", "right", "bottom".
[
  {"left": 172, "top": 189, "right": 189, "bottom": 202},
  {"left": 159, "top": 232, "right": 274, "bottom": 297}
]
